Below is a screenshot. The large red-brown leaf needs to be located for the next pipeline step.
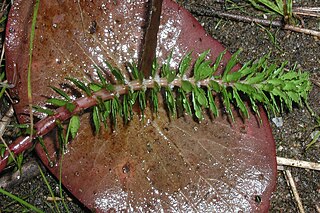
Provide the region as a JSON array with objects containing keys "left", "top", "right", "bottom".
[{"left": 5, "top": 0, "right": 276, "bottom": 212}]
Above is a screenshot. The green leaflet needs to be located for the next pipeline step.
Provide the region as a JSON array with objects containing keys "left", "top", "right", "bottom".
[
  {"left": 50, "top": 86, "right": 71, "bottom": 101},
  {"left": 45, "top": 49, "right": 311, "bottom": 135},
  {"left": 69, "top": 115, "right": 80, "bottom": 139},
  {"left": 66, "top": 77, "right": 91, "bottom": 96},
  {"left": 93, "top": 106, "right": 101, "bottom": 134},
  {"left": 179, "top": 52, "right": 192, "bottom": 77}
]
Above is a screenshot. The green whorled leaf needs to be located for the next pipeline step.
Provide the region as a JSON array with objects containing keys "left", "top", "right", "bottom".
[
  {"left": 178, "top": 51, "right": 192, "bottom": 77},
  {"left": 151, "top": 59, "right": 159, "bottom": 78},
  {"left": 268, "top": 79, "right": 284, "bottom": 87},
  {"left": 138, "top": 91, "right": 147, "bottom": 116},
  {"left": 272, "top": 87, "right": 290, "bottom": 110},
  {"left": 122, "top": 93, "right": 134, "bottom": 123},
  {"left": 280, "top": 71, "right": 298, "bottom": 80},
  {"left": 89, "top": 82, "right": 103, "bottom": 92},
  {"left": 164, "top": 87, "right": 176, "bottom": 117},
  {"left": 234, "top": 83, "right": 255, "bottom": 95},
  {"left": 130, "top": 92, "right": 139, "bottom": 106},
  {"left": 226, "top": 71, "right": 242, "bottom": 83},
  {"left": 127, "top": 62, "right": 142, "bottom": 81},
  {"left": 222, "top": 49, "right": 241, "bottom": 81},
  {"left": 103, "top": 100, "right": 112, "bottom": 122},
  {"left": 269, "top": 93, "right": 280, "bottom": 114},
  {"left": 93, "top": 106, "right": 100, "bottom": 134},
  {"left": 196, "top": 60, "right": 213, "bottom": 81},
  {"left": 264, "top": 63, "right": 278, "bottom": 79},
  {"left": 282, "top": 82, "right": 297, "bottom": 91},
  {"left": 287, "top": 91, "right": 302, "bottom": 106},
  {"left": 270, "top": 62, "right": 287, "bottom": 78},
  {"left": 260, "top": 83, "right": 274, "bottom": 92},
  {"left": 69, "top": 115, "right": 80, "bottom": 139},
  {"left": 46, "top": 98, "right": 68, "bottom": 107},
  {"left": 162, "top": 51, "right": 176, "bottom": 83},
  {"left": 49, "top": 86, "right": 71, "bottom": 101},
  {"left": 258, "top": 89, "right": 272, "bottom": 107},
  {"left": 105, "top": 84, "right": 115, "bottom": 92},
  {"left": 209, "top": 80, "right": 221, "bottom": 93},
  {"left": 251, "top": 91, "right": 264, "bottom": 103},
  {"left": 65, "top": 102, "right": 76, "bottom": 112},
  {"left": 94, "top": 97, "right": 108, "bottom": 128},
  {"left": 192, "top": 90, "right": 203, "bottom": 120},
  {"left": 237, "top": 60, "right": 254, "bottom": 77},
  {"left": 106, "top": 62, "right": 125, "bottom": 84},
  {"left": 111, "top": 97, "right": 122, "bottom": 126},
  {"left": 232, "top": 88, "right": 249, "bottom": 119},
  {"left": 150, "top": 87, "right": 160, "bottom": 113},
  {"left": 249, "top": 96, "right": 262, "bottom": 121},
  {"left": 95, "top": 66, "right": 107, "bottom": 87},
  {"left": 33, "top": 106, "right": 54, "bottom": 116},
  {"left": 178, "top": 88, "right": 192, "bottom": 115},
  {"left": 212, "top": 49, "right": 226, "bottom": 74},
  {"left": 221, "top": 86, "right": 234, "bottom": 121},
  {"left": 181, "top": 80, "right": 193, "bottom": 93},
  {"left": 245, "top": 72, "right": 265, "bottom": 85},
  {"left": 195, "top": 87, "right": 208, "bottom": 107},
  {"left": 66, "top": 77, "right": 91, "bottom": 96},
  {"left": 194, "top": 50, "right": 210, "bottom": 81},
  {"left": 207, "top": 89, "right": 218, "bottom": 117},
  {"left": 167, "top": 70, "right": 176, "bottom": 83}
]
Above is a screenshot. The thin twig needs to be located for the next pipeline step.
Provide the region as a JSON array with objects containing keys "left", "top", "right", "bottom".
[
  {"left": 293, "top": 7, "right": 320, "bottom": 18},
  {"left": 277, "top": 157, "right": 320, "bottom": 171},
  {"left": 284, "top": 170, "right": 305, "bottom": 213},
  {"left": 186, "top": 5, "right": 320, "bottom": 38},
  {"left": 186, "top": 5, "right": 283, "bottom": 27}
]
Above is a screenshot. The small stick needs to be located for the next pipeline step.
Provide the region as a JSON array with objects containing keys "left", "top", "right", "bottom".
[
  {"left": 284, "top": 170, "right": 305, "bottom": 213},
  {"left": 46, "top": 196, "right": 72, "bottom": 202},
  {"left": 293, "top": 7, "right": 320, "bottom": 18},
  {"left": 186, "top": 5, "right": 320, "bottom": 38},
  {"left": 284, "top": 24, "right": 320, "bottom": 37},
  {"left": 277, "top": 157, "right": 320, "bottom": 171}
]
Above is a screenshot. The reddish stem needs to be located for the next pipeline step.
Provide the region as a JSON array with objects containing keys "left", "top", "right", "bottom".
[{"left": 0, "top": 76, "right": 222, "bottom": 173}]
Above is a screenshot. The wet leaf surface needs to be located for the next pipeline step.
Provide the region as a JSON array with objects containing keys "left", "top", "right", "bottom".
[{"left": 5, "top": 0, "right": 276, "bottom": 212}]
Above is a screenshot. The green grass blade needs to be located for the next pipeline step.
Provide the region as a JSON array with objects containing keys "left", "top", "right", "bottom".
[{"left": 0, "top": 187, "right": 44, "bottom": 213}]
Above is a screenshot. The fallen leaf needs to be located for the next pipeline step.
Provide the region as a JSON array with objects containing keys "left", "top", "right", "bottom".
[{"left": 5, "top": 0, "right": 276, "bottom": 212}]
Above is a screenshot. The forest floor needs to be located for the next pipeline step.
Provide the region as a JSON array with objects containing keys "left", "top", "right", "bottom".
[{"left": 0, "top": 0, "right": 319, "bottom": 212}]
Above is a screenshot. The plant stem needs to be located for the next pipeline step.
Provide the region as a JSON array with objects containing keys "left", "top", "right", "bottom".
[{"left": 0, "top": 75, "right": 238, "bottom": 172}]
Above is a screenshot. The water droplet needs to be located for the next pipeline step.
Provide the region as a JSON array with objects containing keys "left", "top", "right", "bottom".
[
  {"left": 122, "top": 163, "right": 130, "bottom": 174},
  {"left": 48, "top": 161, "right": 54, "bottom": 168},
  {"left": 9, "top": 27, "right": 15, "bottom": 33},
  {"left": 11, "top": 97, "right": 20, "bottom": 104},
  {"left": 254, "top": 195, "right": 262, "bottom": 203}
]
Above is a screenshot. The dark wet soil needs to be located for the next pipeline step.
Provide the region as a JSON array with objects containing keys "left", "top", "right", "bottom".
[{"left": 1, "top": 0, "right": 319, "bottom": 212}]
